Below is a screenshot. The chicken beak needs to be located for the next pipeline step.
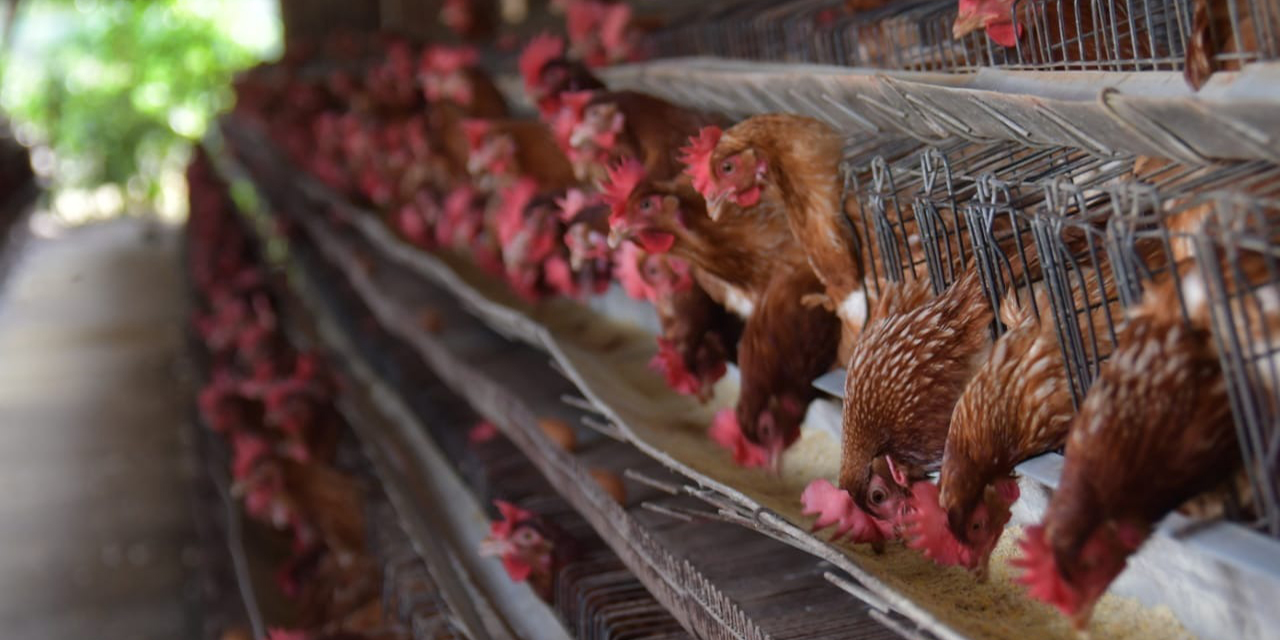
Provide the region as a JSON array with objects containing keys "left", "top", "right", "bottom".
[
  {"left": 973, "top": 555, "right": 991, "bottom": 583},
  {"left": 706, "top": 191, "right": 728, "bottom": 221},
  {"left": 767, "top": 447, "right": 784, "bottom": 476},
  {"left": 953, "top": 11, "right": 986, "bottom": 39}
]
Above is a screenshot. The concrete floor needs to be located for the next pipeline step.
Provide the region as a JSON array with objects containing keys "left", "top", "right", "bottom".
[{"left": 0, "top": 218, "right": 199, "bottom": 640}]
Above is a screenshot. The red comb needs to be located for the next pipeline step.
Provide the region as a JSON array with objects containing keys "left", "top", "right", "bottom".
[
  {"left": 461, "top": 118, "right": 491, "bottom": 151},
  {"left": 561, "top": 90, "right": 595, "bottom": 114},
  {"left": 904, "top": 481, "right": 975, "bottom": 568},
  {"left": 552, "top": 91, "right": 596, "bottom": 146},
  {"left": 649, "top": 337, "right": 701, "bottom": 397},
  {"left": 1013, "top": 524, "right": 1082, "bottom": 617},
  {"left": 709, "top": 407, "right": 770, "bottom": 468},
  {"left": 231, "top": 432, "right": 270, "bottom": 480},
  {"left": 800, "top": 479, "right": 893, "bottom": 545},
  {"left": 680, "top": 127, "right": 722, "bottom": 197},
  {"left": 615, "top": 243, "right": 655, "bottom": 301},
  {"left": 543, "top": 255, "right": 579, "bottom": 297},
  {"left": 519, "top": 33, "right": 565, "bottom": 90},
  {"left": 491, "top": 500, "right": 535, "bottom": 539},
  {"left": 445, "top": 185, "right": 476, "bottom": 218},
  {"left": 566, "top": 1, "right": 603, "bottom": 44},
  {"left": 496, "top": 178, "right": 539, "bottom": 247},
  {"left": 601, "top": 159, "right": 646, "bottom": 222},
  {"left": 469, "top": 421, "right": 499, "bottom": 445},
  {"left": 599, "top": 2, "right": 632, "bottom": 60},
  {"left": 421, "top": 45, "right": 479, "bottom": 74}
]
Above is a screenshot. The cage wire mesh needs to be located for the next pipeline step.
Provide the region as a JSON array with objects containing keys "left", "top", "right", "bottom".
[
  {"left": 846, "top": 139, "right": 1129, "bottom": 335},
  {"left": 1098, "top": 165, "right": 1280, "bottom": 535},
  {"left": 840, "top": 134, "right": 1280, "bottom": 539},
  {"left": 1196, "top": 193, "right": 1280, "bottom": 536},
  {"left": 646, "top": 0, "right": 1280, "bottom": 73},
  {"left": 1031, "top": 181, "right": 1125, "bottom": 407}
]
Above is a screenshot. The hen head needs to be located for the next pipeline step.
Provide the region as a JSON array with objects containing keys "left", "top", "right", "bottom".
[
  {"left": 462, "top": 119, "right": 517, "bottom": 181},
  {"left": 548, "top": 90, "right": 595, "bottom": 154},
  {"left": 419, "top": 45, "right": 479, "bottom": 105},
  {"left": 800, "top": 478, "right": 897, "bottom": 547},
  {"left": 909, "top": 476, "right": 1018, "bottom": 578},
  {"left": 519, "top": 33, "right": 565, "bottom": 100},
  {"left": 643, "top": 254, "right": 693, "bottom": 300},
  {"left": 650, "top": 337, "right": 707, "bottom": 399},
  {"left": 537, "top": 56, "right": 606, "bottom": 119},
  {"left": 937, "top": 449, "right": 1021, "bottom": 560},
  {"left": 1014, "top": 521, "right": 1145, "bottom": 629},
  {"left": 953, "top": 0, "right": 1022, "bottom": 47},
  {"left": 841, "top": 453, "right": 916, "bottom": 524},
  {"left": 602, "top": 159, "right": 676, "bottom": 254},
  {"left": 568, "top": 99, "right": 626, "bottom": 182},
  {"left": 681, "top": 126, "right": 765, "bottom": 219},
  {"left": 519, "top": 32, "right": 593, "bottom": 117},
  {"left": 557, "top": 191, "right": 610, "bottom": 270},
  {"left": 738, "top": 393, "right": 806, "bottom": 473},
  {"left": 478, "top": 500, "right": 553, "bottom": 584}
]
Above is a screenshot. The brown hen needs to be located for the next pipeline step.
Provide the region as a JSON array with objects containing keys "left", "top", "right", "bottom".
[
  {"left": 736, "top": 266, "right": 842, "bottom": 467},
  {"left": 1015, "top": 258, "right": 1246, "bottom": 629},
  {"left": 569, "top": 90, "right": 727, "bottom": 184},
  {"left": 604, "top": 159, "right": 806, "bottom": 314},
  {"left": 839, "top": 270, "right": 993, "bottom": 521},
  {"left": 684, "top": 114, "right": 873, "bottom": 348}
]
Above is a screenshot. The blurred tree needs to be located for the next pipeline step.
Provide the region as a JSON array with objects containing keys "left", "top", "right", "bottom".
[{"left": 0, "top": 0, "right": 279, "bottom": 219}]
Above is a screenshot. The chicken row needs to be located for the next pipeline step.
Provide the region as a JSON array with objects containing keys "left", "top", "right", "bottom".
[
  {"left": 188, "top": 152, "right": 405, "bottom": 640},
  {"left": 227, "top": 19, "right": 1279, "bottom": 633}
]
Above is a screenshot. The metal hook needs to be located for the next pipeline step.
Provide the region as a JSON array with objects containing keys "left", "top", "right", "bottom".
[{"left": 1099, "top": 87, "right": 1214, "bottom": 166}]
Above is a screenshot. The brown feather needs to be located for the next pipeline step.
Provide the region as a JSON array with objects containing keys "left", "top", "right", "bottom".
[
  {"left": 737, "top": 267, "right": 841, "bottom": 448},
  {"left": 840, "top": 270, "right": 993, "bottom": 510}
]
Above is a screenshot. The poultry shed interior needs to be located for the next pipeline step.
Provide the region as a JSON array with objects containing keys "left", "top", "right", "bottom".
[{"left": 0, "top": 0, "right": 1278, "bottom": 639}]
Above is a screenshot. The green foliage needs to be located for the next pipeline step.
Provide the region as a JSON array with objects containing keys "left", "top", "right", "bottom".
[{"left": 0, "top": 0, "right": 279, "bottom": 215}]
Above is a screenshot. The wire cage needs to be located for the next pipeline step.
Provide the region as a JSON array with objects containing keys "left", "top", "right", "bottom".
[
  {"left": 1092, "top": 164, "right": 1280, "bottom": 538},
  {"left": 645, "top": 0, "right": 1280, "bottom": 74},
  {"left": 1029, "top": 159, "right": 1278, "bottom": 407},
  {"left": 840, "top": 135, "right": 927, "bottom": 297},
  {"left": 1000, "top": 0, "right": 1192, "bottom": 71},
  {"left": 1029, "top": 180, "right": 1127, "bottom": 407},
  {"left": 845, "top": 139, "right": 1134, "bottom": 338},
  {"left": 1195, "top": 192, "right": 1280, "bottom": 536}
]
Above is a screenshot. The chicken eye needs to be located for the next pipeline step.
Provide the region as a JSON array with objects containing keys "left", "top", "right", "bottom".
[
  {"left": 870, "top": 489, "right": 886, "bottom": 505},
  {"left": 720, "top": 160, "right": 735, "bottom": 175},
  {"left": 639, "top": 198, "right": 651, "bottom": 211}
]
